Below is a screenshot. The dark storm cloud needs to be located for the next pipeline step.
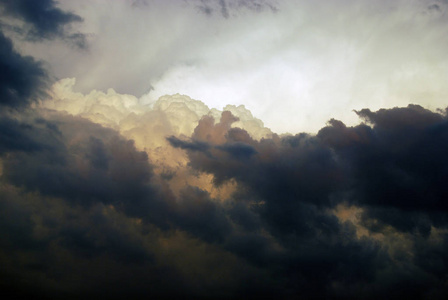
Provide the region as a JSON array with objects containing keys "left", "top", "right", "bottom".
[
  {"left": 215, "top": 142, "right": 257, "bottom": 160},
  {"left": 167, "top": 112, "right": 386, "bottom": 297},
  {"left": 167, "top": 135, "right": 257, "bottom": 160},
  {"left": 172, "top": 113, "right": 344, "bottom": 208},
  {"left": 1, "top": 113, "right": 165, "bottom": 223},
  {"left": 0, "top": 184, "right": 240, "bottom": 300},
  {"left": 317, "top": 106, "right": 448, "bottom": 295},
  {"left": 166, "top": 135, "right": 211, "bottom": 152},
  {"left": 0, "top": 0, "right": 87, "bottom": 108},
  {"left": 0, "top": 111, "right": 263, "bottom": 299},
  {"left": 0, "top": 32, "right": 48, "bottom": 108},
  {"left": 0, "top": 0, "right": 87, "bottom": 47},
  {"left": 167, "top": 108, "right": 448, "bottom": 298},
  {"left": 172, "top": 186, "right": 232, "bottom": 243},
  {"left": 0, "top": 108, "right": 381, "bottom": 299},
  {"left": 2, "top": 102, "right": 448, "bottom": 297},
  {"left": 0, "top": 115, "right": 48, "bottom": 153},
  {"left": 319, "top": 105, "right": 448, "bottom": 218},
  {"left": 0, "top": 111, "right": 230, "bottom": 256}
]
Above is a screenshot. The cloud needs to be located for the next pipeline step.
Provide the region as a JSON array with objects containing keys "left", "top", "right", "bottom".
[
  {"left": 0, "top": 181, "right": 266, "bottom": 299},
  {"left": 0, "top": 108, "right": 272, "bottom": 298},
  {"left": 2, "top": 113, "right": 158, "bottom": 216},
  {"left": 0, "top": 0, "right": 87, "bottom": 47},
  {"left": 167, "top": 136, "right": 211, "bottom": 152},
  {"left": 3, "top": 98, "right": 448, "bottom": 298},
  {"left": 19, "top": 0, "right": 448, "bottom": 133},
  {"left": 2, "top": 71, "right": 448, "bottom": 298},
  {"left": 42, "top": 78, "right": 272, "bottom": 145},
  {"left": 167, "top": 106, "right": 448, "bottom": 298},
  {"left": 0, "top": 32, "right": 48, "bottom": 108},
  {"left": 0, "top": 114, "right": 50, "bottom": 153},
  {"left": 0, "top": 0, "right": 89, "bottom": 110},
  {"left": 167, "top": 112, "right": 379, "bottom": 296},
  {"left": 320, "top": 104, "right": 448, "bottom": 215},
  {"left": 1, "top": 1, "right": 448, "bottom": 298},
  {"left": 193, "top": 0, "right": 278, "bottom": 18}
]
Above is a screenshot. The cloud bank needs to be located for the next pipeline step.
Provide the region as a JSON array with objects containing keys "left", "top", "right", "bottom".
[
  {"left": 1, "top": 1, "right": 448, "bottom": 299},
  {"left": 14, "top": 0, "right": 448, "bottom": 133},
  {"left": 2, "top": 80, "right": 448, "bottom": 298}
]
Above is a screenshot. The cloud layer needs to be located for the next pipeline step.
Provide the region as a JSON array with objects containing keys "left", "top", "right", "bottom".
[
  {"left": 3, "top": 81, "right": 448, "bottom": 298},
  {"left": 13, "top": 0, "right": 448, "bottom": 133},
  {"left": 1, "top": 1, "right": 448, "bottom": 299}
]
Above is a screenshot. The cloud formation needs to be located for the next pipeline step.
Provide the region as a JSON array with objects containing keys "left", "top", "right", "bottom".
[
  {"left": 1, "top": 1, "right": 448, "bottom": 299},
  {"left": 168, "top": 105, "right": 448, "bottom": 298},
  {"left": 15, "top": 0, "right": 448, "bottom": 133},
  {"left": 4, "top": 90, "right": 448, "bottom": 299},
  {"left": 0, "top": 32, "right": 48, "bottom": 108},
  {"left": 0, "top": 0, "right": 86, "bottom": 47},
  {"left": 9, "top": 101, "right": 448, "bottom": 299}
]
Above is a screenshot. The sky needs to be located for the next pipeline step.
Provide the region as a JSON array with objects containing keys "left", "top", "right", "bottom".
[
  {"left": 7, "top": 0, "right": 448, "bottom": 133},
  {"left": 1, "top": 0, "right": 448, "bottom": 299}
]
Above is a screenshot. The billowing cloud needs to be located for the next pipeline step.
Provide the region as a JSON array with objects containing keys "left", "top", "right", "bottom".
[
  {"left": 3, "top": 95, "right": 448, "bottom": 298},
  {"left": 168, "top": 105, "right": 448, "bottom": 298},
  {"left": 2, "top": 1, "right": 448, "bottom": 299},
  {"left": 42, "top": 78, "right": 272, "bottom": 144},
  {"left": 12, "top": 0, "right": 448, "bottom": 133},
  {"left": 3, "top": 73, "right": 448, "bottom": 298}
]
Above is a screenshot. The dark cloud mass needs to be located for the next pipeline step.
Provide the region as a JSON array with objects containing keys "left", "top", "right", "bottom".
[
  {"left": 0, "top": 0, "right": 86, "bottom": 47},
  {"left": 0, "top": 32, "right": 48, "bottom": 108},
  {"left": 2, "top": 108, "right": 448, "bottom": 299},
  {"left": 2, "top": 102, "right": 448, "bottom": 298},
  {"left": 168, "top": 106, "right": 448, "bottom": 299},
  {"left": 0, "top": 0, "right": 88, "bottom": 108}
]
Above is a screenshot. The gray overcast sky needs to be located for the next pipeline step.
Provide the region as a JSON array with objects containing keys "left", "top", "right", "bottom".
[{"left": 10, "top": 0, "right": 448, "bottom": 133}]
